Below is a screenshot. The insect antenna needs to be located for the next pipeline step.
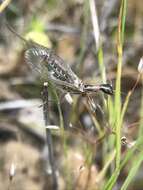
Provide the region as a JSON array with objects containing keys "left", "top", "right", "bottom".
[
  {"left": 6, "top": 22, "right": 41, "bottom": 50},
  {"left": 6, "top": 22, "right": 28, "bottom": 44}
]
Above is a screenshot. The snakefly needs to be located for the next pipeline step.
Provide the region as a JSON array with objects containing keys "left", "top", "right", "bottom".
[{"left": 7, "top": 24, "right": 113, "bottom": 101}]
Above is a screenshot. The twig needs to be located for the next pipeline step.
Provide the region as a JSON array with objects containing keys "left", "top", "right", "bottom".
[
  {"left": 0, "top": 0, "right": 11, "bottom": 13},
  {"left": 89, "top": 0, "right": 100, "bottom": 50},
  {"left": 42, "top": 82, "right": 58, "bottom": 190}
]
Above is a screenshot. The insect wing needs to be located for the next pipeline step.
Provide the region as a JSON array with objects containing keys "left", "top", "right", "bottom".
[
  {"left": 25, "top": 47, "right": 48, "bottom": 76},
  {"left": 25, "top": 46, "right": 83, "bottom": 91}
]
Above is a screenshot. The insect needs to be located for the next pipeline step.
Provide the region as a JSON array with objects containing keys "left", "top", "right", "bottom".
[{"left": 7, "top": 24, "right": 113, "bottom": 96}]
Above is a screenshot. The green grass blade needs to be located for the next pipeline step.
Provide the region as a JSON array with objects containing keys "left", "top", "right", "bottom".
[
  {"left": 104, "top": 0, "right": 128, "bottom": 189},
  {"left": 120, "top": 91, "right": 131, "bottom": 125},
  {"left": 121, "top": 150, "right": 143, "bottom": 190},
  {"left": 104, "top": 136, "right": 143, "bottom": 190}
]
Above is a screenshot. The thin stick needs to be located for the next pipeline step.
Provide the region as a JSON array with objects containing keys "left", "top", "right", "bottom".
[
  {"left": 42, "top": 82, "right": 58, "bottom": 190},
  {"left": 89, "top": 0, "right": 100, "bottom": 50},
  {"left": 0, "top": 0, "right": 11, "bottom": 13}
]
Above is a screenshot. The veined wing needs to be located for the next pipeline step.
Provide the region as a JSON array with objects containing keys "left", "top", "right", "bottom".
[
  {"left": 25, "top": 45, "right": 84, "bottom": 92},
  {"left": 6, "top": 24, "right": 84, "bottom": 92}
]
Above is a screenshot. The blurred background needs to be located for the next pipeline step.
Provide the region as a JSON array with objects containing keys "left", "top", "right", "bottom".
[{"left": 0, "top": 0, "right": 143, "bottom": 190}]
